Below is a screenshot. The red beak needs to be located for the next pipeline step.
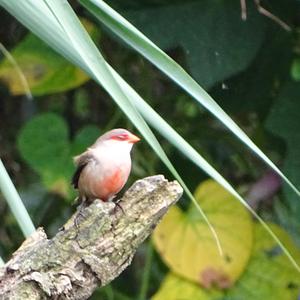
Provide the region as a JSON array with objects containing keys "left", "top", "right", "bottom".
[{"left": 128, "top": 133, "right": 140, "bottom": 144}]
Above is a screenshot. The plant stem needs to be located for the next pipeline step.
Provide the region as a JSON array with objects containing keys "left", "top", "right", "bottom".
[{"left": 138, "top": 240, "right": 154, "bottom": 300}]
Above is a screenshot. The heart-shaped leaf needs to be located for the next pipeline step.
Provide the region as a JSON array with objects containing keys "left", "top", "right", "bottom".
[
  {"left": 153, "top": 223, "right": 300, "bottom": 300},
  {"left": 153, "top": 179, "right": 253, "bottom": 288},
  {"left": 17, "top": 113, "right": 72, "bottom": 197}
]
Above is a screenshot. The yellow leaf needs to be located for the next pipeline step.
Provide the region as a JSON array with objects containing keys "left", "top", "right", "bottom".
[
  {"left": 152, "top": 273, "right": 222, "bottom": 300},
  {"left": 153, "top": 179, "right": 253, "bottom": 288},
  {"left": 152, "top": 223, "right": 300, "bottom": 300},
  {"left": 0, "top": 19, "right": 98, "bottom": 96}
]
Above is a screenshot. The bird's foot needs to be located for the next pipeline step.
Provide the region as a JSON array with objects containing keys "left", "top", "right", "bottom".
[
  {"left": 113, "top": 201, "right": 125, "bottom": 215},
  {"left": 107, "top": 195, "right": 125, "bottom": 215}
]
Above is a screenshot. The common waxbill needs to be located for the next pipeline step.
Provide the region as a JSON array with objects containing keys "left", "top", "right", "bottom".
[{"left": 72, "top": 128, "right": 140, "bottom": 203}]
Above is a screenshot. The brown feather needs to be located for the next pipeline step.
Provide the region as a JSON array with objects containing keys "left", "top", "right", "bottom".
[{"left": 71, "top": 152, "right": 94, "bottom": 189}]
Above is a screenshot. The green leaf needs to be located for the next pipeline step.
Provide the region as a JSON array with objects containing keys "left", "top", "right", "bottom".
[
  {"left": 17, "top": 113, "right": 73, "bottom": 197},
  {"left": 227, "top": 223, "right": 300, "bottom": 300},
  {"left": 266, "top": 82, "right": 300, "bottom": 224},
  {"left": 0, "top": 19, "right": 98, "bottom": 96},
  {"left": 291, "top": 58, "right": 300, "bottom": 81},
  {"left": 0, "top": 159, "right": 35, "bottom": 237},
  {"left": 122, "top": 0, "right": 266, "bottom": 89},
  {"left": 153, "top": 180, "right": 253, "bottom": 287}
]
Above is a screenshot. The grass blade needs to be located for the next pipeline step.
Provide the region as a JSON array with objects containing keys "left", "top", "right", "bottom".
[
  {"left": 80, "top": 0, "right": 300, "bottom": 197},
  {"left": 0, "top": 159, "right": 35, "bottom": 237}
]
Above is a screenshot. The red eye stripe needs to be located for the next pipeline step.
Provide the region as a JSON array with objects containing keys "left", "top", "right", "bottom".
[{"left": 110, "top": 134, "right": 129, "bottom": 141}]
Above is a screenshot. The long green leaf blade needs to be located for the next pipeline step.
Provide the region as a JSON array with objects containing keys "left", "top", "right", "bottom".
[
  {"left": 0, "top": 0, "right": 222, "bottom": 254},
  {"left": 0, "top": 159, "right": 35, "bottom": 237},
  {"left": 80, "top": 0, "right": 300, "bottom": 197},
  {"left": 44, "top": 0, "right": 223, "bottom": 254},
  {"left": 0, "top": 256, "right": 4, "bottom": 267},
  {"left": 107, "top": 65, "right": 300, "bottom": 272}
]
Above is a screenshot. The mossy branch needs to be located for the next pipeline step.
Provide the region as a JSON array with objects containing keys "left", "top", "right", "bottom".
[{"left": 0, "top": 175, "right": 182, "bottom": 300}]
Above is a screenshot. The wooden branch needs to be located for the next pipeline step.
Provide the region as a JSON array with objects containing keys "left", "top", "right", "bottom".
[{"left": 0, "top": 175, "right": 182, "bottom": 300}]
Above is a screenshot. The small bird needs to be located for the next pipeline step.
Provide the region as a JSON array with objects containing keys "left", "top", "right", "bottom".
[{"left": 72, "top": 128, "right": 140, "bottom": 204}]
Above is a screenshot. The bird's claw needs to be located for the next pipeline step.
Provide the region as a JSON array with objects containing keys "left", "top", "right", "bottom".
[{"left": 111, "top": 201, "right": 125, "bottom": 215}]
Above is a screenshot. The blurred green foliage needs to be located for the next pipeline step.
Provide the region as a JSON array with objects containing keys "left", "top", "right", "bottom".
[
  {"left": 18, "top": 113, "right": 72, "bottom": 197},
  {"left": 1, "top": 0, "right": 300, "bottom": 299},
  {"left": 266, "top": 83, "right": 300, "bottom": 236},
  {"left": 17, "top": 113, "right": 101, "bottom": 198}
]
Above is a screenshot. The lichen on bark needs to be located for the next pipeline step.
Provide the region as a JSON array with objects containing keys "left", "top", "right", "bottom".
[{"left": 0, "top": 175, "right": 182, "bottom": 300}]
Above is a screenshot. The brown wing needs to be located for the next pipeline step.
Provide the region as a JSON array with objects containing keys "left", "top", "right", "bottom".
[{"left": 71, "top": 152, "right": 94, "bottom": 189}]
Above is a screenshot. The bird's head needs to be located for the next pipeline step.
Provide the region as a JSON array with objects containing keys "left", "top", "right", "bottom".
[{"left": 94, "top": 128, "right": 140, "bottom": 151}]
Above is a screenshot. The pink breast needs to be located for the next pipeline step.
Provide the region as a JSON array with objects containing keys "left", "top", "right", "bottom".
[{"left": 95, "top": 169, "right": 127, "bottom": 201}]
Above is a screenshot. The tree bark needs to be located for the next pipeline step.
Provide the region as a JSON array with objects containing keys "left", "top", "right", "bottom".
[{"left": 0, "top": 175, "right": 182, "bottom": 300}]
